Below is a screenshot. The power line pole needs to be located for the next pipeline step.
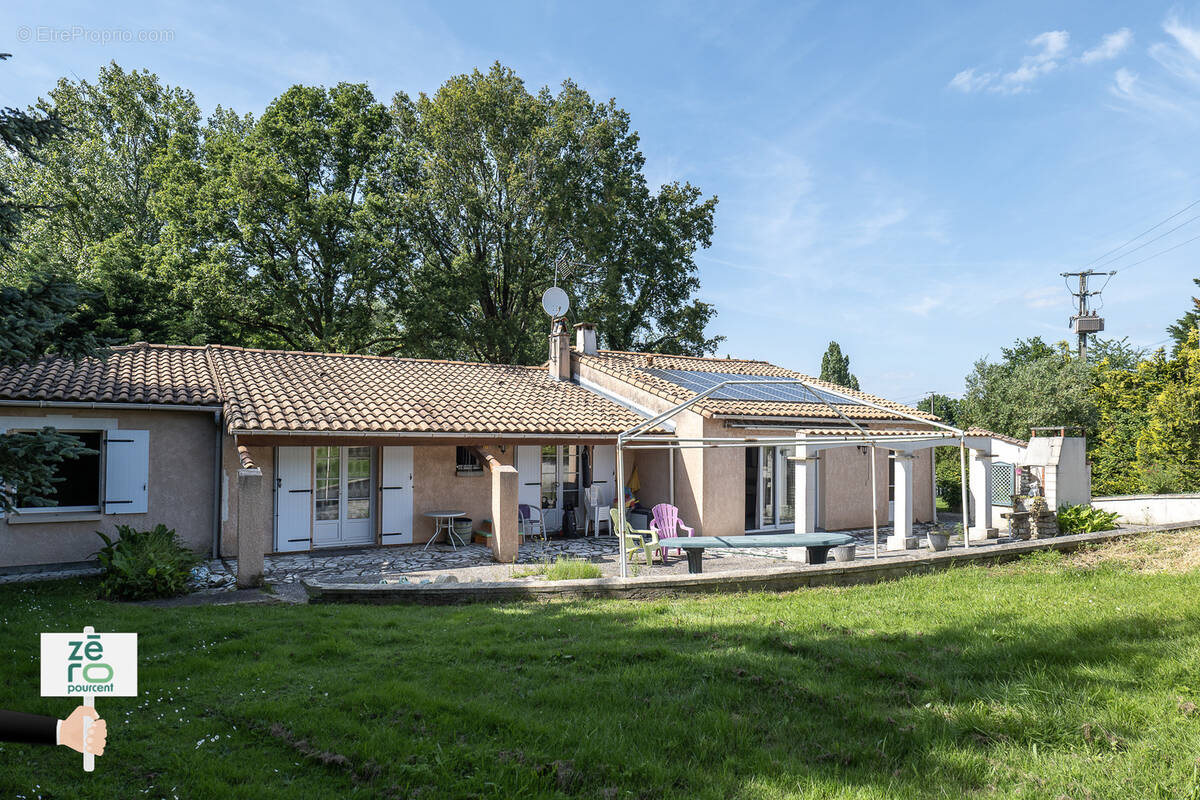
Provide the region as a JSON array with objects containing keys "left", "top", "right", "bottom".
[{"left": 1060, "top": 269, "right": 1113, "bottom": 360}]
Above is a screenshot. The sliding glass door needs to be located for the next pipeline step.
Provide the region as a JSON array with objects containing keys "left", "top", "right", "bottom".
[{"left": 745, "top": 445, "right": 797, "bottom": 531}]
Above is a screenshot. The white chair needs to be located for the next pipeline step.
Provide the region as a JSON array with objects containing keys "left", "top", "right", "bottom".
[{"left": 582, "top": 486, "right": 609, "bottom": 537}]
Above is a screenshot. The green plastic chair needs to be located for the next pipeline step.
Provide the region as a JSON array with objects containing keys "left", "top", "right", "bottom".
[{"left": 608, "top": 507, "right": 661, "bottom": 565}]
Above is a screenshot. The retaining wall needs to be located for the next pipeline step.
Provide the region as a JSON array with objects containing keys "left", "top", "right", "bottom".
[{"left": 304, "top": 521, "right": 1200, "bottom": 605}]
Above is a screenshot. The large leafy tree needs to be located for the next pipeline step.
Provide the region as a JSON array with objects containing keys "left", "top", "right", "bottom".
[
  {"left": 0, "top": 54, "right": 104, "bottom": 512},
  {"left": 959, "top": 337, "right": 1097, "bottom": 441},
  {"left": 818, "top": 341, "right": 859, "bottom": 390},
  {"left": 0, "top": 63, "right": 210, "bottom": 343},
  {"left": 154, "top": 83, "right": 406, "bottom": 351},
  {"left": 389, "top": 63, "right": 720, "bottom": 363}
]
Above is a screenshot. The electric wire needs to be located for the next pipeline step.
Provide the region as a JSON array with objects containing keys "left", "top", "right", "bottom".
[{"left": 1082, "top": 197, "right": 1200, "bottom": 269}]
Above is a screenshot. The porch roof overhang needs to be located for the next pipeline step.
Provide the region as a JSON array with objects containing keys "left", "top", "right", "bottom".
[{"left": 230, "top": 429, "right": 626, "bottom": 447}]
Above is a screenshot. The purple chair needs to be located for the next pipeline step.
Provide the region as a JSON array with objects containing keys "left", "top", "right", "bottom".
[
  {"left": 518, "top": 503, "right": 545, "bottom": 541},
  {"left": 650, "top": 503, "right": 695, "bottom": 562}
]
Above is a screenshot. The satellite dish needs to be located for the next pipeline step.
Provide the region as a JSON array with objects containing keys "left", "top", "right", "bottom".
[{"left": 541, "top": 286, "right": 569, "bottom": 318}]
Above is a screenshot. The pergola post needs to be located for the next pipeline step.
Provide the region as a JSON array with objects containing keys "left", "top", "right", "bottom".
[
  {"left": 793, "top": 441, "right": 819, "bottom": 535},
  {"left": 968, "top": 446, "right": 998, "bottom": 542},
  {"left": 786, "top": 441, "right": 820, "bottom": 562},
  {"left": 887, "top": 451, "right": 916, "bottom": 550}
]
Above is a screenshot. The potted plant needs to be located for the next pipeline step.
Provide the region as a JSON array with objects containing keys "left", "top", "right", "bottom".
[{"left": 926, "top": 530, "right": 949, "bottom": 551}]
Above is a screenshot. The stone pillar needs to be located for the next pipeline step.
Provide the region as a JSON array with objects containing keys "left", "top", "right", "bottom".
[
  {"left": 235, "top": 462, "right": 266, "bottom": 588},
  {"left": 490, "top": 463, "right": 520, "bottom": 563},
  {"left": 786, "top": 444, "right": 819, "bottom": 562},
  {"left": 888, "top": 452, "right": 916, "bottom": 550},
  {"left": 969, "top": 449, "right": 998, "bottom": 542}
]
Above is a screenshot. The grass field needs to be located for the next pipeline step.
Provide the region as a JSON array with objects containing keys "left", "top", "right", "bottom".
[{"left": 3, "top": 532, "right": 1200, "bottom": 799}]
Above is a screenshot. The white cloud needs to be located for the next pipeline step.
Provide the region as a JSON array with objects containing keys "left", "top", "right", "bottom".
[
  {"left": 949, "top": 30, "right": 1071, "bottom": 95},
  {"left": 1113, "top": 67, "right": 1138, "bottom": 96},
  {"left": 1081, "top": 28, "right": 1133, "bottom": 63},
  {"left": 997, "top": 30, "right": 1069, "bottom": 92},
  {"left": 948, "top": 68, "right": 995, "bottom": 92},
  {"left": 1164, "top": 15, "right": 1200, "bottom": 61}
]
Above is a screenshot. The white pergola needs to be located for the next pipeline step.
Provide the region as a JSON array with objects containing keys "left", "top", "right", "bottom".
[{"left": 614, "top": 378, "right": 1001, "bottom": 579}]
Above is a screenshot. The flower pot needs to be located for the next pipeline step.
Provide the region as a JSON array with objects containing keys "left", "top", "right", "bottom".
[
  {"left": 830, "top": 545, "right": 856, "bottom": 562},
  {"left": 926, "top": 533, "right": 949, "bottom": 551}
]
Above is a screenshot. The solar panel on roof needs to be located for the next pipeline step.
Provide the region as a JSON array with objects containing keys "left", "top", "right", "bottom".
[{"left": 645, "top": 369, "right": 864, "bottom": 406}]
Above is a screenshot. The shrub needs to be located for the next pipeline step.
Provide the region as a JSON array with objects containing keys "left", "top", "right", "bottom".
[
  {"left": 94, "top": 524, "right": 201, "bottom": 600},
  {"left": 1057, "top": 504, "right": 1121, "bottom": 534}
]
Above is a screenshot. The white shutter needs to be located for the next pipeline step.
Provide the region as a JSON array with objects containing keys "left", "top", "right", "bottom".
[
  {"left": 274, "top": 447, "right": 312, "bottom": 552},
  {"left": 103, "top": 430, "right": 149, "bottom": 514},
  {"left": 591, "top": 445, "right": 617, "bottom": 506},
  {"left": 380, "top": 446, "right": 413, "bottom": 544},
  {"left": 516, "top": 445, "right": 541, "bottom": 509}
]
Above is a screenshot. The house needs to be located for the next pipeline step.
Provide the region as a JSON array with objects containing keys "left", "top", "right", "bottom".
[{"left": 0, "top": 323, "right": 1011, "bottom": 585}]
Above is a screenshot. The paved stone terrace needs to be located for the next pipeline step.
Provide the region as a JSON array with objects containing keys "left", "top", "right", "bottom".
[
  {"left": 0, "top": 521, "right": 952, "bottom": 589},
  {"left": 199, "top": 521, "right": 950, "bottom": 588}
]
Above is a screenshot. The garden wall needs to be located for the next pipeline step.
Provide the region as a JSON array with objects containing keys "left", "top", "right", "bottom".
[{"left": 1092, "top": 494, "right": 1200, "bottom": 526}]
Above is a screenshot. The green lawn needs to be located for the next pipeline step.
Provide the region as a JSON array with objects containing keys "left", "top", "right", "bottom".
[{"left": 3, "top": 536, "right": 1200, "bottom": 799}]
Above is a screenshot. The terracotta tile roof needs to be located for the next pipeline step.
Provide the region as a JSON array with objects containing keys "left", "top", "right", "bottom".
[
  {"left": 795, "top": 427, "right": 956, "bottom": 439},
  {"left": 965, "top": 427, "right": 1029, "bottom": 447},
  {"left": 0, "top": 343, "right": 220, "bottom": 406},
  {"left": 206, "top": 346, "right": 651, "bottom": 435},
  {"left": 576, "top": 350, "right": 940, "bottom": 424}
]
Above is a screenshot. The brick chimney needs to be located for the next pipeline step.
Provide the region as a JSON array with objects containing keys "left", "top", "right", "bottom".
[
  {"left": 573, "top": 322, "right": 597, "bottom": 355},
  {"left": 548, "top": 318, "right": 571, "bottom": 381}
]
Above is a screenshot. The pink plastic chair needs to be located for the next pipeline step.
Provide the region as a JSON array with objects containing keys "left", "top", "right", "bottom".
[{"left": 650, "top": 503, "right": 695, "bottom": 562}]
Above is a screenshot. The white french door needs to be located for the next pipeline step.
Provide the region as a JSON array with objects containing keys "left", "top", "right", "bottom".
[{"left": 313, "top": 445, "right": 376, "bottom": 547}]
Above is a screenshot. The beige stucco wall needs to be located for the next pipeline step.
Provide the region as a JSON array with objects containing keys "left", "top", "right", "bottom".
[
  {"left": 411, "top": 445, "right": 514, "bottom": 544},
  {"left": 820, "top": 445, "right": 934, "bottom": 531},
  {"left": 697, "top": 415, "right": 744, "bottom": 537},
  {"left": 0, "top": 407, "right": 219, "bottom": 568}
]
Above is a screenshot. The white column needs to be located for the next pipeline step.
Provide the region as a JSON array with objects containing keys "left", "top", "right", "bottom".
[
  {"left": 786, "top": 443, "right": 819, "bottom": 563},
  {"left": 792, "top": 444, "right": 818, "bottom": 534},
  {"left": 969, "top": 448, "right": 997, "bottom": 542},
  {"left": 888, "top": 452, "right": 915, "bottom": 550}
]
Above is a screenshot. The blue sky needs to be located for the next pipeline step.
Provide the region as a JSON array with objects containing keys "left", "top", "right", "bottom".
[{"left": 2, "top": 1, "right": 1198, "bottom": 405}]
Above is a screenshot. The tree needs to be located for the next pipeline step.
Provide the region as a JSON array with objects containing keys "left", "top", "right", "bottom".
[
  {"left": 154, "top": 83, "right": 407, "bottom": 352},
  {"left": 1092, "top": 331, "right": 1200, "bottom": 494},
  {"left": 1167, "top": 277, "right": 1200, "bottom": 355},
  {"left": 389, "top": 63, "right": 720, "bottom": 364},
  {"left": 818, "top": 341, "right": 859, "bottom": 390},
  {"left": 0, "top": 63, "right": 210, "bottom": 343},
  {"left": 959, "top": 337, "right": 1097, "bottom": 441},
  {"left": 0, "top": 54, "right": 104, "bottom": 512}
]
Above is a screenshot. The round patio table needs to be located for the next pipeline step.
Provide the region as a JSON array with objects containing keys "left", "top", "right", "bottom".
[{"left": 423, "top": 510, "right": 468, "bottom": 551}]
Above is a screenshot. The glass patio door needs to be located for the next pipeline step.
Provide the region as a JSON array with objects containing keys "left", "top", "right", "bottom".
[
  {"left": 539, "top": 445, "right": 582, "bottom": 532},
  {"left": 313, "top": 446, "right": 375, "bottom": 547},
  {"left": 746, "top": 445, "right": 798, "bottom": 531}
]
